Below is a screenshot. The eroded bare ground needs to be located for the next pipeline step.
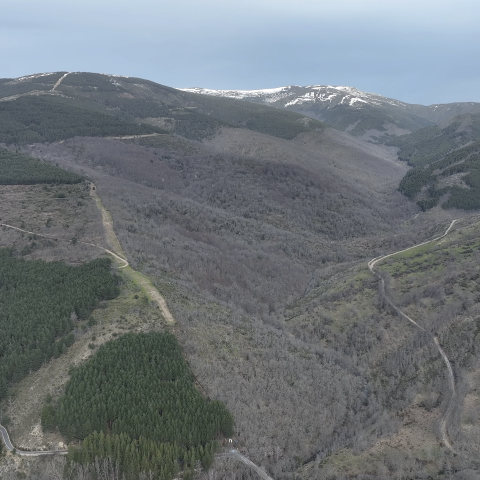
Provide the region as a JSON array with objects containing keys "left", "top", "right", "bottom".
[
  {"left": 0, "top": 183, "right": 105, "bottom": 264},
  {"left": 88, "top": 184, "right": 127, "bottom": 259},
  {"left": 0, "top": 454, "right": 66, "bottom": 480},
  {"left": 371, "top": 395, "right": 443, "bottom": 455}
]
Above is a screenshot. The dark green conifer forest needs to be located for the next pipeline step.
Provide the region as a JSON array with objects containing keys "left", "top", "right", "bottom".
[
  {"left": 398, "top": 146, "right": 480, "bottom": 211},
  {"left": 43, "top": 332, "right": 233, "bottom": 480},
  {"left": 0, "top": 251, "right": 119, "bottom": 401},
  {"left": 0, "top": 148, "right": 83, "bottom": 184},
  {"left": 0, "top": 96, "right": 159, "bottom": 144}
]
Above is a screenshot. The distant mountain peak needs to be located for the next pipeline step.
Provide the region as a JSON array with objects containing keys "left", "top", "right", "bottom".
[
  {"left": 180, "top": 84, "right": 406, "bottom": 110},
  {"left": 180, "top": 84, "right": 480, "bottom": 140}
]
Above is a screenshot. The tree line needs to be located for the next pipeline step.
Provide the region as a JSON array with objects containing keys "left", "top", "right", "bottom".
[
  {"left": 0, "top": 250, "right": 119, "bottom": 401},
  {"left": 43, "top": 332, "right": 233, "bottom": 480},
  {"left": 398, "top": 140, "right": 480, "bottom": 210},
  {"left": 0, "top": 147, "right": 83, "bottom": 184},
  {"left": 0, "top": 96, "right": 160, "bottom": 145}
]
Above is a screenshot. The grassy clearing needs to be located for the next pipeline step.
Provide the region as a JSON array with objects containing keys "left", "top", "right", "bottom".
[
  {"left": 381, "top": 252, "right": 439, "bottom": 276},
  {"left": 124, "top": 268, "right": 175, "bottom": 324},
  {"left": 320, "top": 450, "right": 379, "bottom": 476},
  {"left": 387, "top": 242, "right": 435, "bottom": 261},
  {"left": 380, "top": 239, "right": 477, "bottom": 278},
  {"left": 89, "top": 271, "right": 163, "bottom": 327}
]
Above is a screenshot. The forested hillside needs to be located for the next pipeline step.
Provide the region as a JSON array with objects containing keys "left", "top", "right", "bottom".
[
  {"left": 43, "top": 332, "right": 233, "bottom": 480},
  {"left": 4, "top": 70, "right": 480, "bottom": 480},
  {"left": 59, "top": 72, "right": 327, "bottom": 140},
  {"left": 387, "top": 113, "right": 480, "bottom": 167},
  {"left": 22, "top": 133, "right": 411, "bottom": 321},
  {"left": 1, "top": 72, "right": 327, "bottom": 142},
  {"left": 0, "top": 96, "right": 160, "bottom": 144},
  {"left": 0, "top": 148, "right": 83, "bottom": 184},
  {"left": 0, "top": 118, "right": 235, "bottom": 480},
  {"left": 0, "top": 251, "right": 119, "bottom": 402},
  {"left": 0, "top": 73, "right": 66, "bottom": 98},
  {"left": 392, "top": 113, "right": 480, "bottom": 210},
  {"left": 15, "top": 124, "right": 417, "bottom": 479}
]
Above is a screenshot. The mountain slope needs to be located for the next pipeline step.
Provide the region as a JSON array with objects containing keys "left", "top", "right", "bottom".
[
  {"left": 182, "top": 85, "right": 480, "bottom": 141},
  {"left": 0, "top": 72, "right": 326, "bottom": 142},
  {"left": 0, "top": 72, "right": 67, "bottom": 99},
  {"left": 4, "top": 73, "right": 480, "bottom": 144},
  {"left": 392, "top": 112, "right": 480, "bottom": 210},
  {"left": 10, "top": 71, "right": 480, "bottom": 479},
  {"left": 16, "top": 131, "right": 418, "bottom": 476},
  {"left": 0, "top": 71, "right": 426, "bottom": 476}
]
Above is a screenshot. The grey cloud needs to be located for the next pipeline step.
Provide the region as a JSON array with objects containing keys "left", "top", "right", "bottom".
[{"left": 1, "top": 2, "right": 479, "bottom": 104}]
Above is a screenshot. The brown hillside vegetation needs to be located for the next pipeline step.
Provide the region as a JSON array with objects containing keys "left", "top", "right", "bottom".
[
  {"left": 8, "top": 124, "right": 423, "bottom": 478},
  {"left": 3, "top": 71, "right": 480, "bottom": 479}
]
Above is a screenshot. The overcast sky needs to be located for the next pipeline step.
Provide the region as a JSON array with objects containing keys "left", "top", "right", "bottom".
[{"left": 2, "top": 0, "right": 479, "bottom": 104}]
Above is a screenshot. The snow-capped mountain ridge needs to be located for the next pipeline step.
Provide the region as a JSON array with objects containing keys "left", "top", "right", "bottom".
[
  {"left": 180, "top": 84, "right": 480, "bottom": 139},
  {"left": 180, "top": 85, "right": 407, "bottom": 110}
]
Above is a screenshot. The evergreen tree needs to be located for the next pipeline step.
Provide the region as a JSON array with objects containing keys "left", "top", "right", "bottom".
[{"left": 50, "top": 332, "right": 234, "bottom": 480}]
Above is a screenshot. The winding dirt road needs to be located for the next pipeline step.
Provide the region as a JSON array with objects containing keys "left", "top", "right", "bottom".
[
  {"left": 217, "top": 451, "right": 274, "bottom": 480},
  {"left": 368, "top": 220, "right": 459, "bottom": 453},
  {"left": 0, "top": 222, "right": 129, "bottom": 268},
  {"left": 0, "top": 426, "right": 67, "bottom": 456},
  {"left": 104, "top": 133, "right": 163, "bottom": 140}
]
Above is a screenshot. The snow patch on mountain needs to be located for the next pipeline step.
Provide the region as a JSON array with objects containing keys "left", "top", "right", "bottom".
[
  {"left": 5, "top": 72, "right": 58, "bottom": 85},
  {"left": 182, "top": 86, "right": 293, "bottom": 103},
  {"left": 180, "top": 85, "right": 407, "bottom": 110},
  {"left": 101, "top": 73, "right": 131, "bottom": 79}
]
